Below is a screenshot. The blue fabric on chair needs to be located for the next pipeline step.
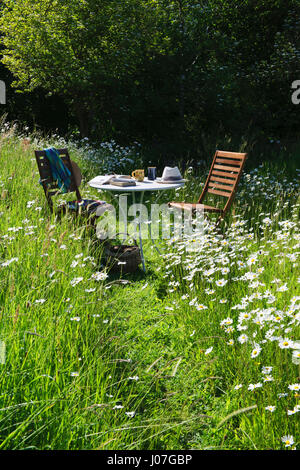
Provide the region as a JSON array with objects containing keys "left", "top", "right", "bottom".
[{"left": 44, "top": 147, "right": 71, "bottom": 193}]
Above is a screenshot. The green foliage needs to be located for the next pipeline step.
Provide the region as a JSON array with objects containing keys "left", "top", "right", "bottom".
[
  {"left": 0, "top": 127, "right": 299, "bottom": 449},
  {"left": 0, "top": 0, "right": 174, "bottom": 138},
  {"left": 0, "top": 0, "right": 300, "bottom": 147}
]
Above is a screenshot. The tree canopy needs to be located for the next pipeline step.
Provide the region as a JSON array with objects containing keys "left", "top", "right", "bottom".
[{"left": 0, "top": 0, "right": 299, "bottom": 152}]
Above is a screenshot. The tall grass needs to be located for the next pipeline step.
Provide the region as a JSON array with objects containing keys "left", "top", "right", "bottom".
[{"left": 0, "top": 125, "right": 299, "bottom": 449}]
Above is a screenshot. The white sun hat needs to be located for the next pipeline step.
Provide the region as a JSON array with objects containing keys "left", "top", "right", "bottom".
[{"left": 158, "top": 166, "right": 186, "bottom": 184}]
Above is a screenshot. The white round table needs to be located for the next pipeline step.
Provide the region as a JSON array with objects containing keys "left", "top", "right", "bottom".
[
  {"left": 88, "top": 176, "right": 184, "bottom": 192},
  {"left": 88, "top": 176, "right": 185, "bottom": 272}
]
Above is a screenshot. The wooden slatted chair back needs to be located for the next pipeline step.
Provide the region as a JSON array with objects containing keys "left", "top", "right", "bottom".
[
  {"left": 198, "top": 150, "right": 247, "bottom": 216},
  {"left": 35, "top": 148, "right": 82, "bottom": 212}
]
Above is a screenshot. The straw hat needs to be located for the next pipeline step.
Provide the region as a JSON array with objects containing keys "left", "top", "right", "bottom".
[{"left": 158, "top": 166, "right": 185, "bottom": 184}]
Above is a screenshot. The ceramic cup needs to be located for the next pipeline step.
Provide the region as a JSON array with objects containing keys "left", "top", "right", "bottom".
[
  {"left": 148, "top": 167, "right": 156, "bottom": 180},
  {"left": 131, "top": 169, "right": 144, "bottom": 182}
]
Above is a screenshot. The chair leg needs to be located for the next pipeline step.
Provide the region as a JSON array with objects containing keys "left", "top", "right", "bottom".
[
  {"left": 192, "top": 209, "right": 225, "bottom": 237},
  {"left": 216, "top": 215, "right": 224, "bottom": 226}
]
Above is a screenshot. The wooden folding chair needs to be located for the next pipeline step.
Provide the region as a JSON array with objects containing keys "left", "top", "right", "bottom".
[
  {"left": 169, "top": 150, "right": 247, "bottom": 223},
  {"left": 35, "top": 148, "right": 112, "bottom": 220}
]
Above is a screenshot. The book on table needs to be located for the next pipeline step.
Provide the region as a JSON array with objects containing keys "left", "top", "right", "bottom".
[
  {"left": 110, "top": 177, "right": 137, "bottom": 187},
  {"left": 88, "top": 175, "right": 137, "bottom": 187}
]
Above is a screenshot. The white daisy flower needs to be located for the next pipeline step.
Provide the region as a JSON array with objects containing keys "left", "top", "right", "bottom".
[
  {"left": 248, "top": 383, "right": 262, "bottom": 391},
  {"left": 288, "top": 383, "right": 300, "bottom": 391},
  {"left": 238, "top": 334, "right": 248, "bottom": 344},
  {"left": 70, "top": 277, "right": 83, "bottom": 287},
  {"left": 281, "top": 435, "right": 294, "bottom": 447},
  {"left": 91, "top": 272, "right": 108, "bottom": 281},
  {"left": 251, "top": 345, "right": 262, "bottom": 358},
  {"left": 265, "top": 406, "right": 276, "bottom": 412},
  {"left": 278, "top": 338, "right": 294, "bottom": 349},
  {"left": 234, "top": 384, "right": 243, "bottom": 390}
]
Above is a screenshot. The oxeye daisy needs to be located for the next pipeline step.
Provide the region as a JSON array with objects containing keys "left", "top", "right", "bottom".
[
  {"left": 262, "top": 368, "right": 273, "bottom": 378},
  {"left": 292, "top": 350, "right": 300, "bottom": 364},
  {"left": 278, "top": 393, "right": 288, "bottom": 398},
  {"left": 221, "top": 267, "right": 230, "bottom": 274},
  {"left": 239, "top": 312, "right": 251, "bottom": 321},
  {"left": 288, "top": 383, "right": 300, "bottom": 391},
  {"left": 225, "top": 326, "right": 234, "bottom": 333},
  {"left": 234, "top": 384, "right": 243, "bottom": 390},
  {"left": 263, "top": 375, "right": 274, "bottom": 382},
  {"left": 196, "top": 304, "right": 208, "bottom": 311},
  {"left": 247, "top": 256, "right": 257, "bottom": 266},
  {"left": 220, "top": 317, "right": 233, "bottom": 327},
  {"left": 248, "top": 383, "right": 262, "bottom": 391},
  {"left": 277, "top": 284, "right": 288, "bottom": 292},
  {"left": 238, "top": 334, "right": 248, "bottom": 344},
  {"left": 251, "top": 345, "right": 262, "bottom": 358},
  {"left": 281, "top": 435, "right": 294, "bottom": 447},
  {"left": 279, "top": 338, "right": 294, "bottom": 349},
  {"left": 265, "top": 406, "right": 276, "bottom": 412},
  {"left": 91, "top": 271, "right": 109, "bottom": 281},
  {"left": 70, "top": 277, "right": 83, "bottom": 287}
]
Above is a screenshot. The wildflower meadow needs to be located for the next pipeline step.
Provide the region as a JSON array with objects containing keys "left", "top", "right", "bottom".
[{"left": 0, "top": 123, "right": 299, "bottom": 451}]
